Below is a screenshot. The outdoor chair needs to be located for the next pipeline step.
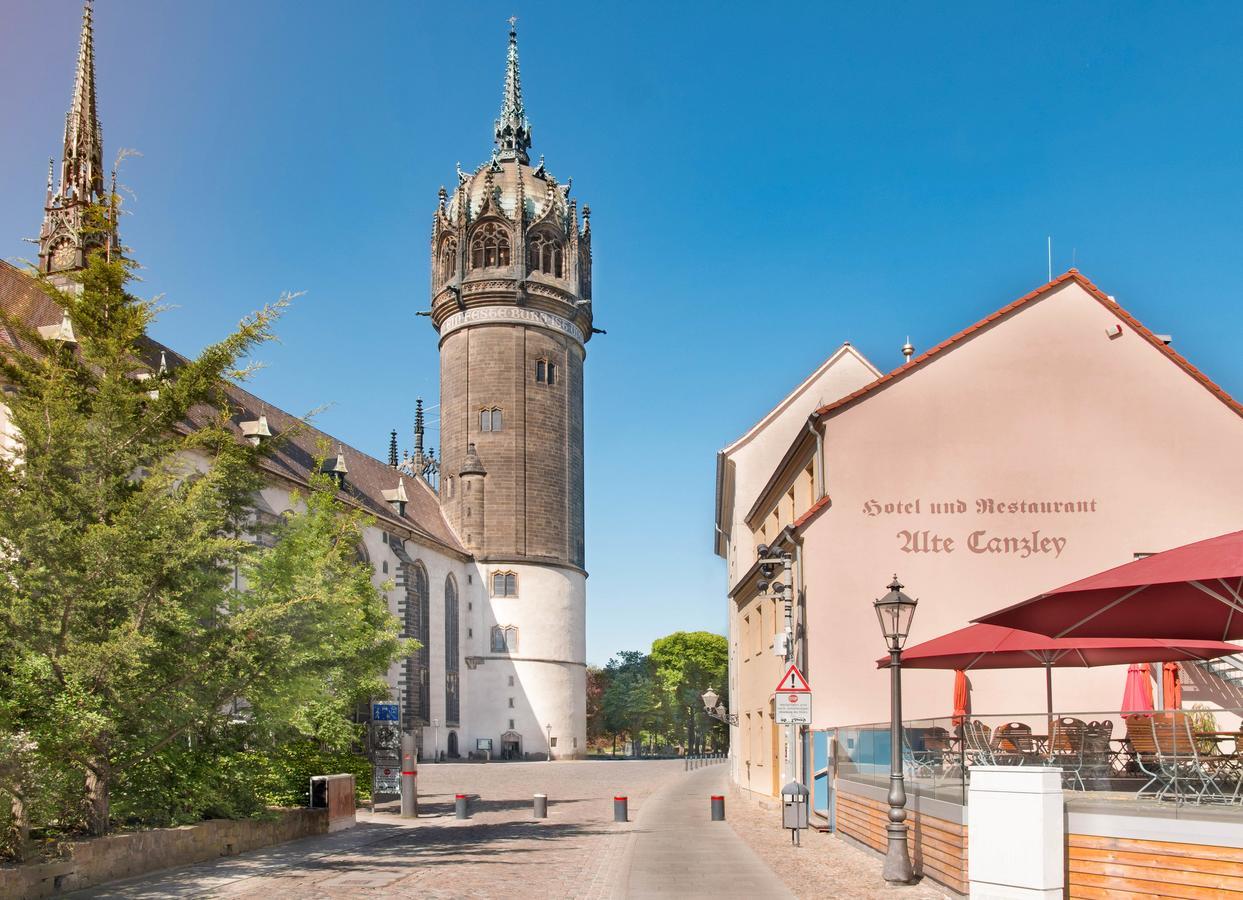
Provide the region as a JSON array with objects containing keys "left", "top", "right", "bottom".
[
  {"left": 1047, "top": 717, "right": 1089, "bottom": 790},
  {"left": 1084, "top": 720, "right": 1116, "bottom": 785},
  {"left": 1129, "top": 714, "right": 1225, "bottom": 802},
  {"left": 991, "top": 722, "right": 1040, "bottom": 765},
  {"left": 961, "top": 720, "right": 994, "bottom": 767}
]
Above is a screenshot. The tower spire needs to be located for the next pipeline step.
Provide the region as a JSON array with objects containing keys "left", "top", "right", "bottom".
[
  {"left": 39, "top": 0, "right": 112, "bottom": 277},
  {"left": 63, "top": 0, "right": 104, "bottom": 203},
  {"left": 494, "top": 17, "right": 532, "bottom": 164}
]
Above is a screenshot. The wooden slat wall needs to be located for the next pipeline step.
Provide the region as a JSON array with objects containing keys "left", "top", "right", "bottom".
[
  {"left": 835, "top": 791, "right": 968, "bottom": 894},
  {"left": 1067, "top": 833, "right": 1243, "bottom": 899}
]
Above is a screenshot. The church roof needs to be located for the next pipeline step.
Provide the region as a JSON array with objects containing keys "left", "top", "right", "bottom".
[{"left": 0, "top": 260, "right": 466, "bottom": 558}]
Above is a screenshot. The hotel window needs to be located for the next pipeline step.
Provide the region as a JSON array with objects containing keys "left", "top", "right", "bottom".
[
  {"left": 492, "top": 570, "right": 518, "bottom": 597},
  {"left": 508, "top": 697, "right": 514, "bottom": 708},
  {"left": 470, "top": 222, "right": 510, "bottom": 269},
  {"left": 490, "top": 625, "right": 518, "bottom": 653},
  {"left": 480, "top": 407, "right": 503, "bottom": 432},
  {"left": 509, "top": 719, "right": 515, "bottom": 730}
]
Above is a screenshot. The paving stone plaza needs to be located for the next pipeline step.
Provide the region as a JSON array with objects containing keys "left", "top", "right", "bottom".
[{"left": 70, "top": 761, "right": 947, "bottom": 899}]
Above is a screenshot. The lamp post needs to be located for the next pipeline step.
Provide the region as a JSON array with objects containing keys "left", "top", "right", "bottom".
[
  {"left": 874, "top": 574, "right": 918, "bottom": 885},
  {"left": 545, "top": 722, "right": 552, "bottom": 762},
  {"left": 701, "top": 687, "right": 738, "bottom": 726}
]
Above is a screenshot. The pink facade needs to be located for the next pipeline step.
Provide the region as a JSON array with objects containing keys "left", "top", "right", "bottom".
[{"left": 800, "top": 274, "right": 1243, "bottom": 728}]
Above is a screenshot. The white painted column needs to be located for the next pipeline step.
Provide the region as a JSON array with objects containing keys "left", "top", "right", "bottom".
[{"left": 967, "top": 766, "right": 1064, "bottom": 898}]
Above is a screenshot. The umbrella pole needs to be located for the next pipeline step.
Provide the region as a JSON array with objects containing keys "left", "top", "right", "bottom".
[{"left": 1046, "top": 664, "right": 1054, "bottom": 741}]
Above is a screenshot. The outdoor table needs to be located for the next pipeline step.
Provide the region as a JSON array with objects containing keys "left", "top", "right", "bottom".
[{"left": 1195, "top": 731, "right": 1237, "bottom": 753}]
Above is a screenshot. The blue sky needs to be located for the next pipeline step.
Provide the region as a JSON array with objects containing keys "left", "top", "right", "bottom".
[{"left": 3, "top": 2, "right": 1243, "bottom": 665}]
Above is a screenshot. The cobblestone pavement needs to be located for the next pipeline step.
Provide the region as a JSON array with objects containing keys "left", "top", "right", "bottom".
[
  {"left": 725, "top": 781, "right": 951, "bottom": 899},
  {"left": 72, "top": 759, "right": 947, "bottom": 899}
]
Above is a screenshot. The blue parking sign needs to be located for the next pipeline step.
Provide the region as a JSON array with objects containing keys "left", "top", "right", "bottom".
[{"left": 372, "top": 702, "right": 399, "bottom": 722}]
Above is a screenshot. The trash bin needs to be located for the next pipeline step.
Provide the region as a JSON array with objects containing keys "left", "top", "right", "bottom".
[{"left": 781, "top": 781, "right": 809, "bottom": 831}]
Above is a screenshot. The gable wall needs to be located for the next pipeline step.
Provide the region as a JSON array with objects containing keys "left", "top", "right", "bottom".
[{"left": 802, "top": 281, "right": 1243, "bottom": 727}]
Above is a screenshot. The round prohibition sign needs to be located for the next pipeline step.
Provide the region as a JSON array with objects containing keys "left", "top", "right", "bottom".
[{"left": 787, "top": 694, "right": 801, "bottom": 702}]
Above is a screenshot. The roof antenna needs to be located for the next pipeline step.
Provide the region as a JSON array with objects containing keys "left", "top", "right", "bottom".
[
  {"left": 902, "top": 337, "right": 914, "bottom": 365},
  {"left": 1047, "top": 236, "right": 1052, "bottom": 283}
]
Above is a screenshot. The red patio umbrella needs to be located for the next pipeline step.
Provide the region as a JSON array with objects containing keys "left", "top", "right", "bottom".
[
  {"left": 1162, "top": 662, "right": 1183, "bottom": 709},
  {"left": 952, "top": 670, "right": 970, "bottom": 726},
  {"left": 876, "top": 623, "right": 1242, "bottom": 719},
  {"left": 975, "top": 529, "right": 1243, "bottom": 641},
  {"left": 1121, "top": 663, "right": 1155, "bottom": 715}
]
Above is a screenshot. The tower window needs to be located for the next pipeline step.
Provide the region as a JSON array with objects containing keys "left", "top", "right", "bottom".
[
  {"left": 439, "top": 237, "right": 458, "bottom": 285},
  {"left": 527, "top": 233, "right": 563, "bottom": 277},
  {"left": 445, "top": 475, "right": 455, "bottom": 498},
  {"left": 479, "top": 407, "right": 503, "bottom": 432},
  {"left": 471, "top": 223, "right": 511, "bottom": 269},
  {"left": 491, "top": 625, "right": 519, "bottom": 652},
  {"left": 491, "top": 570, "right": 518, "bottom": 597},
  {"left": 535, "top": 359, "right": 557, "bottom": 385}
]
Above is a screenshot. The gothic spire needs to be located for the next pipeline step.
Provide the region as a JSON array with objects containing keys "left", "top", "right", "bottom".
[
  {"left": 62, "top": 0, "right": 104, "bottom": 203},
  {"left": 39, "top": 1, "right": 111, "bottom": 277},
  {"left": 494, "top": 18, "right": 532, "bottom": 164}
]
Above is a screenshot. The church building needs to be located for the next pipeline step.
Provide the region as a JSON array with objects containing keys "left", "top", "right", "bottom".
[{"left": 0, "top": 3, "right": 592, "bottom": 760}]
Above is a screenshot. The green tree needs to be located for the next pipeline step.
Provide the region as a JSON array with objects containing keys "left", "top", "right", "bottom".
[
  {"left": 649, "top": 631, "right": 728, "bottom": 753},
  {"left": 0, "top": 228, "right": 404, "bottom": 849},
  {"left": 585, "top": 665, "right": 609, "bottom": 751},
  {"left": 601, "top": 651, "right": 659, "bottom": 757}
]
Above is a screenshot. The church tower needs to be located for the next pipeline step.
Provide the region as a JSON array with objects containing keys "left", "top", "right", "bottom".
[
  {"left": 37, "top": 0, "right": 117, "bottom": 282},
  {"left": 429, "top": 21, "right": 592, "bottom": 758}
]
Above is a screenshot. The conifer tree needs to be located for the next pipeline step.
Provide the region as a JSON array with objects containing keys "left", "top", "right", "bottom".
[{"left": 0, "top": 221, "right": 404, "bottom": 847}]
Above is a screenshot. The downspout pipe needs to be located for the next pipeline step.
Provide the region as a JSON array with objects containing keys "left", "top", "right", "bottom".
[{"left": 807, "top": 418, "right": 824, "bottom": 499}]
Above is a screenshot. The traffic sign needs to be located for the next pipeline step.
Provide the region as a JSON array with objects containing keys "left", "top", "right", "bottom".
[
  {"left": 372, "top": 702, "right": 399, "bottom": 722},
  {"left": 373, "top": 765, "right": 401, "bottom": 795},
  {"left": 775, "top": 692, "right": 812, "bottom": 725},
  {"left": 774, "top": 663, "right": 811, "bottom": 693}
]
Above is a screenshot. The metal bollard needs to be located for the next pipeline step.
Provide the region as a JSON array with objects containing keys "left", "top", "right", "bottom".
[
  {"left": 613, "top": 796, "right": 628, "bottom": 822},
  {"left": 455, "top": 793, "right": 469, "bottom": 819},
  {"left": 711, "top": 795, "right": 725, "bottom": 821},
  {"left": 533, "top": 793, "right": 548, "bottom": 818}
]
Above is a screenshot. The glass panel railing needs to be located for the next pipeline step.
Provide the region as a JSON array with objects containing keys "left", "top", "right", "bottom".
[{"left": 827, "top": 706, "right": 1243, "bottom": 814}]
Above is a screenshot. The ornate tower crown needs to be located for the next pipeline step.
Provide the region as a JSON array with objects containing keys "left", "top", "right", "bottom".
[
  {"left": 494, "top": 18, "right": 532, "bottom": 164},
  {"left": 38, "top": 0, "right": 116, "bottom": 278}
]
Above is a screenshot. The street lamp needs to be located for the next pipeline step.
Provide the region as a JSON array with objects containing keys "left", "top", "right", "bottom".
[
  {"left": 874, "top": 574, "right": 917, "bottom": 885},
  {"left": 545, "top": 722, "right": 552, "bottom": 762},
  {"left": 701, "top": 687, "right": 738, "bottom": 726}
]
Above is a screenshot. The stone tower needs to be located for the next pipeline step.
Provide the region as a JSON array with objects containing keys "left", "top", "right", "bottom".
[
  {"left": 37, "top": 0, "right": 117, "bottom": 282},
  {"left": 429, "top": 21, "right": 592, "bottom": 758}
]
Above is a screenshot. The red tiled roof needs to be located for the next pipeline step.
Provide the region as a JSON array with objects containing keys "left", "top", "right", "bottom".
[
  {"left": 792, "top": 493, "right": 831, "bottom": 533},
  {"left": 0, "top": 260, "right": 465, "bottom": 556},
  {"left": 813, "top": 269, "right": 1243, "bottom": 422}
]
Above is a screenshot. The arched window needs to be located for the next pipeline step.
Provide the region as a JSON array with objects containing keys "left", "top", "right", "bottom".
[
  {"left": 527, "top": 233, "right": 563, "bottom": 277},
  {"left": 439, "top": 237, "right": 457, "bottom": 285},
  {"left": 445, "top": 575, "right": 460, "bottom": 726},
  {"left": 470, "top": 223, "right": 510, "bottom": 269},
  {"left": 403, "top": 561, "right": 431, "bottom": 725},
  {"left": 491, "top": 570, "right": 518, "bottom": 597},
  {"left": 479, "top": 407, "right": 502, "bottom": 432},
  {"left": 491, "top": 624, "right": 519, "bottom": 653}
]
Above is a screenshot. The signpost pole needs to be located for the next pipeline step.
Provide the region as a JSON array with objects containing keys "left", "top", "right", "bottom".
[{"left": 782, "top": 554, "right": 795, "bottom": 790}]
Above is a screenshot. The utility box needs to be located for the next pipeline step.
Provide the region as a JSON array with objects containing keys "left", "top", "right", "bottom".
[
  {"left": 309, "top": 773, "right": 357, "bottom": 833},
  {"left": 781, "top": 781, "right": 809, "bottom": 830}
]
